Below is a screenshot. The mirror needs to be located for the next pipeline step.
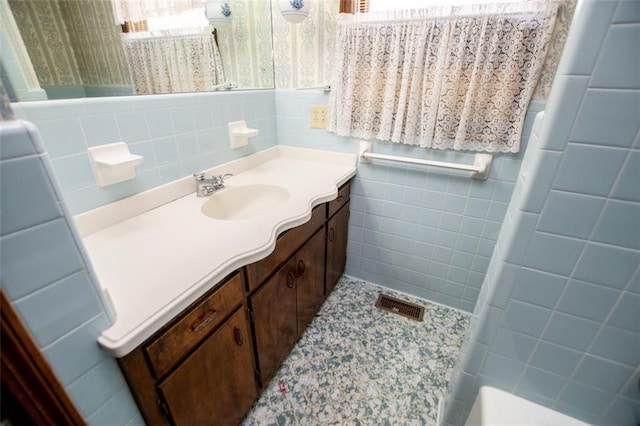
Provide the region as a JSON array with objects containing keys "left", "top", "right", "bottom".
[{"left": 4, "top": 0, "right": 274, "bottom": 101}]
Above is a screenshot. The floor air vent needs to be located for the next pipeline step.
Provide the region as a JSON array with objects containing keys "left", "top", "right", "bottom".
[{"left": 375, "top": 294, "right": 425, "bottom": 321}]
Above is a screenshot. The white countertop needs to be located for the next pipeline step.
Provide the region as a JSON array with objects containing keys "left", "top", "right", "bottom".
[{"left": 77, "top": 146, "right": 356, "bottom": 357}]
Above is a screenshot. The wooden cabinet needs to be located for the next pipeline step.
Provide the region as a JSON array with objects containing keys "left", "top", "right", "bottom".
[
  {"left": 118, "top": 179, "right": 352, "bottom": 425},
  {"left": 118, "top": 271, "right": 256, "bottom": 426},
  {"left": 251, "top": 228, "right": 326, "bottom": 386},
  {"left": 296, "top": 230, "right": 326, "bottom": 335},
  {"left": 250, "top": 255, "right": 298, "bottom": 386},
  {"left": 145, "top": 273, "right": 244, "bottom": 378},
  {"left": 246, "top": 205, "right": 325, "bottom": 292},
  {"left": 328, "top": 180, "right": 351, "bottom": 218},
  {"left": 326, "top": 201, "right": 350, "bottom": 295},
  {"left": 159, "top": 308, "right": 256, "bottom": 426}
]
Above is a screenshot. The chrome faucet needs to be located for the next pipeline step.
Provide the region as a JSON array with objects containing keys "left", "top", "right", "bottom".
[{"left": 193, "top": 172, "right": 233, "bottom": 197}]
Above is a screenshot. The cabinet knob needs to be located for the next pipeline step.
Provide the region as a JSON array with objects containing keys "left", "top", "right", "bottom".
[
  {"left": 297, "top": 259, "right": 306, "bottom": 276},
  {"left": 287, "top": 270, "right": 295, "bottom": 288},
  {"left": 328, "top": 227, "right": 335, "bottom": 242},
  {"left": 233, "top": 326, "right": 244, "bottom": 347}
]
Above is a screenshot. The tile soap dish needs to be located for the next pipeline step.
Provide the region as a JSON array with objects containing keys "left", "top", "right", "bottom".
[
  {"left": 228, "top": 120, "right": 259, "bottom": 149},
  {"left": 88, "top": 142, "right": 143, "bottom": 187}
]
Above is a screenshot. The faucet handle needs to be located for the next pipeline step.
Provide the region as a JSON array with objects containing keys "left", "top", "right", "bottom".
[
  {"left": 219, "top": 173, "right": 233, "bottom": 183},
  {"left": 193, "top": 172, "right": 206, "bottom": 181}
]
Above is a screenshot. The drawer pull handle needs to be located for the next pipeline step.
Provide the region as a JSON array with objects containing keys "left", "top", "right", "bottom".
[
  {"left": 234, "top": 327, "right": 244, "bottom": 347},
  {"left": 287, "top": 271, "right": 295, "bottom": 288},
  {"left": 191, "top": 309, "right": 218, "bottom": 332},
  {"left": 329, "top": 227, "right": 335, "bottom": 242},
  {"left": 298, "top": 259, "right": 306, "bottom": 276},
  {"left": 337, "top": 194, "right": 344, "bottom": 202}
]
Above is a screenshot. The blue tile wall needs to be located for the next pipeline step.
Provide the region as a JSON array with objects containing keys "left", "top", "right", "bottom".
[
  {"left": 275, "top": 90, "right": 544, "bottom": 311},
  {"left": 3, "top": 2, "right": 637, "bottom": 423},
  {"left": 12, "top": 90, "right": 278, "bottom": 214},
  {"left": 2, "top": 89, "right": 276, "bottom": 422},
  {"left": 444, "top": 2, "right": 640, "bottom": 424},
  {"left": 0, "top": 120, "right": 141, "bottom": 423}
]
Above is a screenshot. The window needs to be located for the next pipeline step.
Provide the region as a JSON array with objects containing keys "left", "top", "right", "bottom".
[
  {"left": 112, "top": 0, "right": 208, "bottom": 34},
  {"left": 145, "top": 7, "right": 208, "bottom": 32},
  {"left": 341, "top": 0, "right": 529, "bottom": 13},
  {"left": 370, "top": 0, "right": 525, "bottom": 10},
  {"left": 112, "top": 0, "right": 224, "bottom": 95},
  {"left": 328, "top": 0, "right": 559, "bottom": 152}
]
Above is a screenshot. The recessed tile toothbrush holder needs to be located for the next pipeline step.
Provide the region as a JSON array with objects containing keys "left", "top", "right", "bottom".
[
  {"left": 88, "top": 142, "right": 144, "bottom": 187},
  {"left": 228, "top": 120, "right": 259, "bottom": 149}
]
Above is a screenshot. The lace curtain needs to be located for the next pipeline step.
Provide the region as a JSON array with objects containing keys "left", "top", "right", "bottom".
[
  {"left": 122, "top": 33, "right": 225, "bottom": 95},
  {"left": 327, "top": 2, "right": 558, "bottom": 153}
]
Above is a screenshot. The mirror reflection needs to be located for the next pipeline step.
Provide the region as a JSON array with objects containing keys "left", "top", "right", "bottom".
[{"left": 5, "top": 0, "right": 274, "bottom": 100}]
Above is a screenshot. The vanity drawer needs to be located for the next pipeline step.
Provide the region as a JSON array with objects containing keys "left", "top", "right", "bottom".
[
  {"left": 246, "top": 205, "right": 324, "bottom": 293},
  {"left": 145, "top": 272, "right": 244, "bottom": 378},
  {"left": 328, "top": 180, "right": 351, "bottom": 218}
]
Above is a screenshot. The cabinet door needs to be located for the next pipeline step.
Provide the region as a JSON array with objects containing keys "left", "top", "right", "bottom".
[
  {"left": 250, "top": 256, "right": 298, "bottom": 386},
  {"left": 296, "top": 229, "right": 326, "bottom": 336},
  {"left": 246, "top": 206, "right": 325, "bottom": 292},
  {"left": 326, "top": 201, "right": 350, "bottom": 294},
  {"left": 159, "top": 308, "right": 257, "bottom": 426}
]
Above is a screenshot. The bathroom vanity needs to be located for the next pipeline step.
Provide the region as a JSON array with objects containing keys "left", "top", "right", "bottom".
[
  {"left": 120, "top": 185, "right": 350, "bottom": 425},
  {"left": 75, "top": 146, "right": 356, "bottom": 425}
]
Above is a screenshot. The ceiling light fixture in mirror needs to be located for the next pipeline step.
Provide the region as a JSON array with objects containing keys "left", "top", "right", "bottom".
[
  {"left": 279, "top": 0, "right": 310, "bottom": 23},
  {"left": 205, "top": 1, "right": 233, "bottom": 28}
]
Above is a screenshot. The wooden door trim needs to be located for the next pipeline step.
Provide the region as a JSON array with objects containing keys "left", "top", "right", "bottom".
[
  {"left": 1, "top": 289, "right": 85, "bottom": 425},
  {"left": 339, "top": 0, "right": 369, "bottom": 13},
  {"left": 339, "top": 0, "right": 356, "bottom": 13}
]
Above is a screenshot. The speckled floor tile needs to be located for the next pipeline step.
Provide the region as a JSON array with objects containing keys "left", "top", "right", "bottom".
[{"left": 242, "top": 276, "right": 470, "bottom": 426}]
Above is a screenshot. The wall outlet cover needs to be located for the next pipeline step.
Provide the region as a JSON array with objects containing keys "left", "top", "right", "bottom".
[{"left": 310, "top": 105, "right": 328, "bottom": 129}]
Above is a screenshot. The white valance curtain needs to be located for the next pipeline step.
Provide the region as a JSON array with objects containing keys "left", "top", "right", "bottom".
[
  {"left": 122, "top": 34, "right": 225, "bottom": 95},
  {"left": 327, "top": 2, "right": 558, "bottom": 153}
]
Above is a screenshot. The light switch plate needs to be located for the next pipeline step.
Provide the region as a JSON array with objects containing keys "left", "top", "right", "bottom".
[{"left": 310, "top": 105, "right": 328, "bottom": 129}]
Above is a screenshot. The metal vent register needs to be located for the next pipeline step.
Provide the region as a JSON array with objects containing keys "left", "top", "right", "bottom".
[{"left": 375, "top": 294, "right": 425, "bottom": 321}]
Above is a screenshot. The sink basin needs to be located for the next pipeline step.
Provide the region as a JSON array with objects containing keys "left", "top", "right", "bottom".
[{"left": 201, "top": 184, "right": 290, "bottom": 220}]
